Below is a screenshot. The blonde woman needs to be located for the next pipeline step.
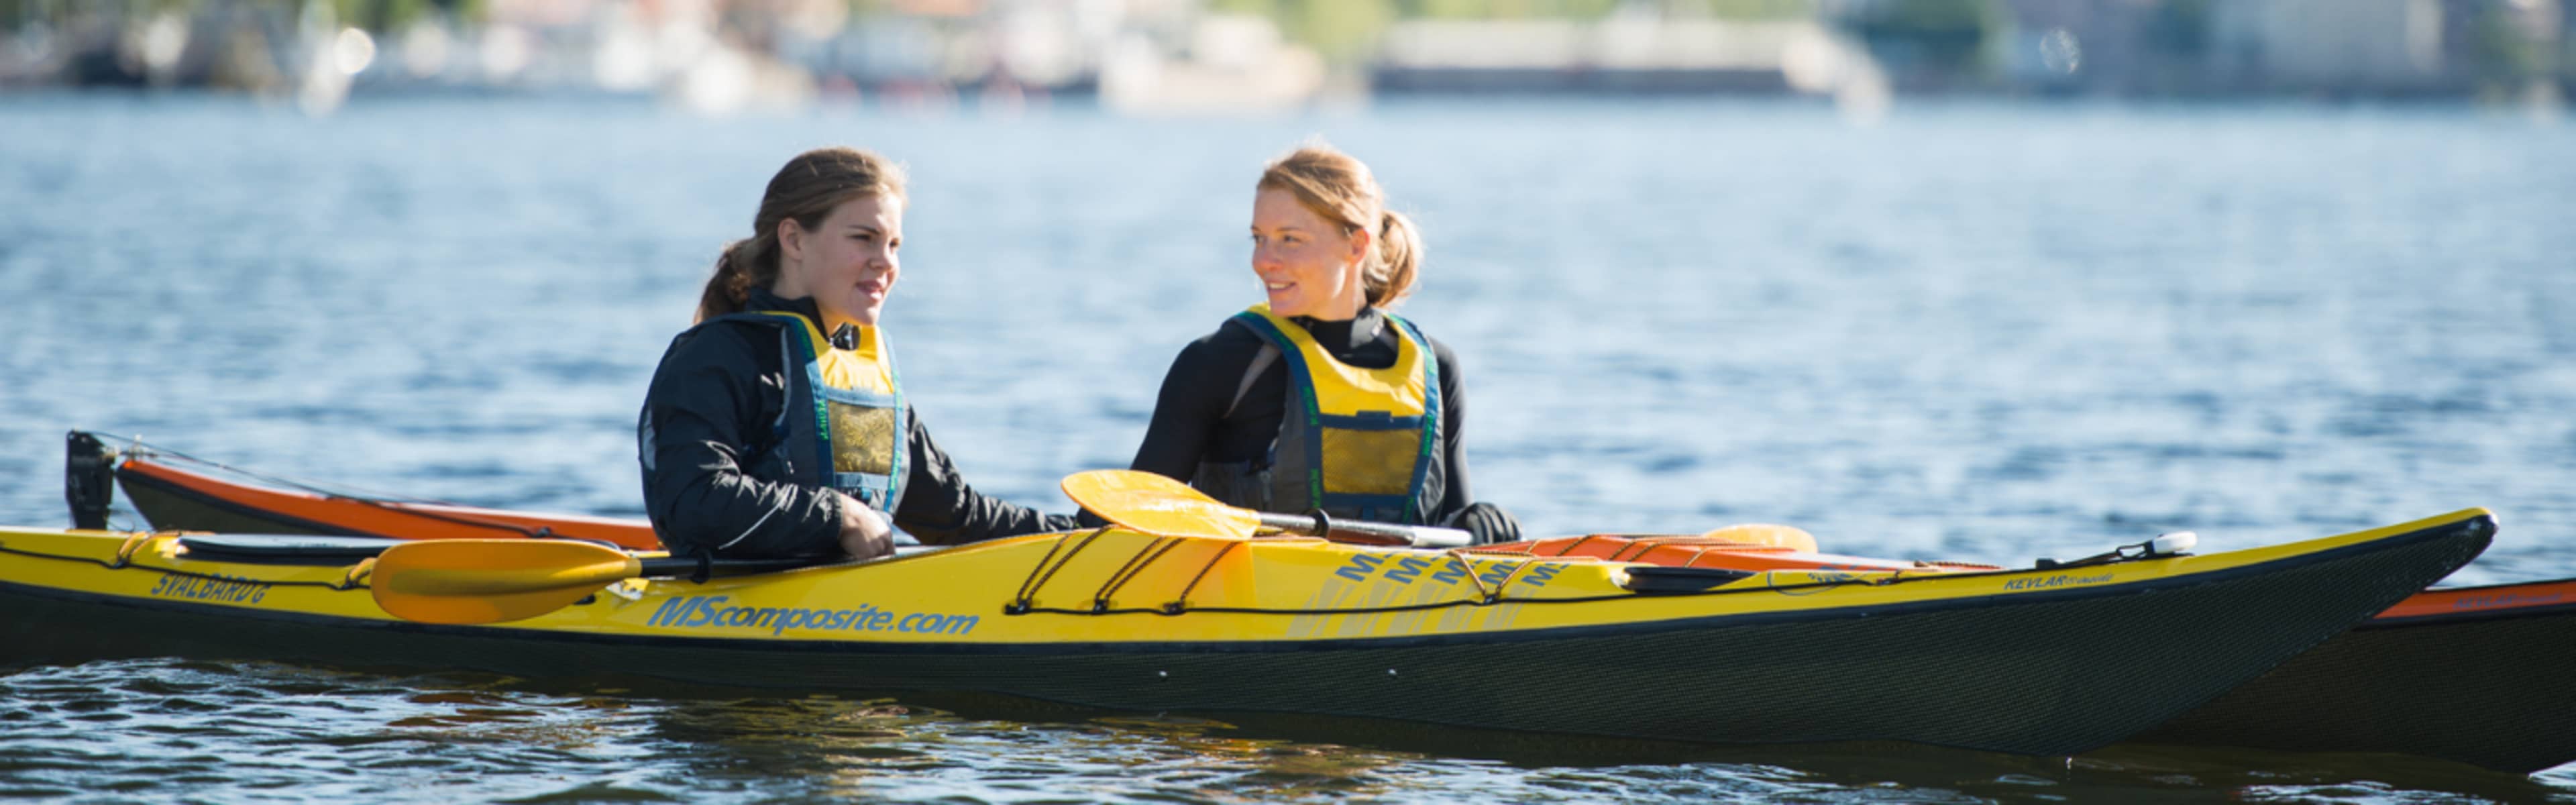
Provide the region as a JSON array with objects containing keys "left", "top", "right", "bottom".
[
  {"left": 639, "top": 147, "right": 1073, "bottom": 561},
  {"left": 1122, "top": 144, "right": 1520, "bottom": 543}
]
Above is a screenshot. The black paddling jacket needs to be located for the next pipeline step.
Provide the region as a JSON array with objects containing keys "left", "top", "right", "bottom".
[{"left": 638, "top": 290, "right": 1075, "bottom": 558}]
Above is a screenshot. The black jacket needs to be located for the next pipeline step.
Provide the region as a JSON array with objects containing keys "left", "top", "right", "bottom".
[{"left": 639, "top": 290, "right": 1075, "bottom": 557}]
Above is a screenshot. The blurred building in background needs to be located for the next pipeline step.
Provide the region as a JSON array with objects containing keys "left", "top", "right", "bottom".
[{"left": 0, "top": 0, "right": 2563, "bottom": 113}]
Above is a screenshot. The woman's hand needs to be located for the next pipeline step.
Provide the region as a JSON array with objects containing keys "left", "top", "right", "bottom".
[{"left": 835, "top": 491, "right": 896, "bottom": 559}]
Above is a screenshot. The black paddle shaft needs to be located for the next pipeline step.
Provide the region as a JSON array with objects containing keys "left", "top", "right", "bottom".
[
  {"left": 1252, "top": 511, "right": 1471, "bottom": 548},
  {"left": 636, "top": 548, "right": 945, "bottom": 583},
  {"left": 639, "top": 555, "right": 849, "bottom": 583}
]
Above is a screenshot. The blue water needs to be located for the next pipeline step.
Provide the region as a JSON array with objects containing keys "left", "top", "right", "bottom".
[{"left": 2, "top": 94, "right": 2574, "bottom": 802}]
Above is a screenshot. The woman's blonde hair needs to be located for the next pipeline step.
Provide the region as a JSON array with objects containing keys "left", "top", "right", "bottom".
[
  {"left": 1258, "top": 144, "right": 1421, "bottom": 309},
  {"left": 695, "top": 147, "right": 908, "bottom": 323}
]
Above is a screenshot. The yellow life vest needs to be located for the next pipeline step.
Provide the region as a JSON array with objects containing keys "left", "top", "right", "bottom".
[
  {"left": 1213, "top": 304, "right": 1440, "bottom": 524},
  {"left": 722, "top": 311, "right": 909, "bottom": 515}
]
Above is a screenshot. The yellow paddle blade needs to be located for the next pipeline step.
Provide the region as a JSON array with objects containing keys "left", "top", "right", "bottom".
[
  {"left": 372, "top": 539, "right": 643, "bottom": 625},
  {"left": 1061, "top": 470, "right": 1256, "bottom": 541},
  {"left": 1697, "top": 523, "right": 1821, "bottom": 553}
]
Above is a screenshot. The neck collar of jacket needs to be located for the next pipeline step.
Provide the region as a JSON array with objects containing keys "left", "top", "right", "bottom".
[
  {"left": 745, "top": 288, "right": 862, "bottom": 350},
  {"left": 1287, "top": 307, "right": 1385, "bottom": 353}
]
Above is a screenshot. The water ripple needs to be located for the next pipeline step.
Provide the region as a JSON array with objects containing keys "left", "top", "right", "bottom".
[{"left": 5, "top": 97, "right": 2576, "bottom": 802}]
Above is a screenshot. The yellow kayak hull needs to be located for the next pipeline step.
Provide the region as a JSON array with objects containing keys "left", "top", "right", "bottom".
[{"left": 0, "top": 509, "right": 2495, "bottom": 756}]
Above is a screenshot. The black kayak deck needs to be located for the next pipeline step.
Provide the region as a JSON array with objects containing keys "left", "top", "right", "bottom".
[{"left": 176, "top": 534, "right": 409, "bottom": 565}]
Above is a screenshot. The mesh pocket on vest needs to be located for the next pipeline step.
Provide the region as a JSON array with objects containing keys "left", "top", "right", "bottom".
[
  {"left": 827, "top": 400, "right": 898, "bottom": 475},
  {"left": 1320, "top": 428, "right": 1419, "bottom": 496}
]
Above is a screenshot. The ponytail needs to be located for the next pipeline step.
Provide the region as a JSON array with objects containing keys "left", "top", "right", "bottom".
[
  {"left": 693, "top": 238, "right": 769, "bottom": 323},
  {"left": 1367, "top": 209, "right": 1421, "bottom": 308}
]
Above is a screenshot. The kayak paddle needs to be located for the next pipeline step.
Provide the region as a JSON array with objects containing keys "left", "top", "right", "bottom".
[
  {"left": 371, "top": 539, "right": 845, "bottom": 625},
  {"left": 1060, "top": 470, "right": 1474, "bottom": 548},
  {"left": 1696, "top": 523, "right": 1820, "bottom": 553},
  {"left": 1061, "top": 470, "right": 1819, "bottom": 551}
]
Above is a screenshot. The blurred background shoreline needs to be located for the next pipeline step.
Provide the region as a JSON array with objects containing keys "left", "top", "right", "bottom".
[
  {"left": 7, "top": 7, "right": 2576, "bottom": 802},
  {"left": 2, "top": 0, "right": 2567, "bottom": 119}
]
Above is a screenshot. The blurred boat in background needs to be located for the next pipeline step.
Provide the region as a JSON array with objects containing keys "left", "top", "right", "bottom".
[{"left": 3, "top": 0, "right": 2564, "bottom": 116}]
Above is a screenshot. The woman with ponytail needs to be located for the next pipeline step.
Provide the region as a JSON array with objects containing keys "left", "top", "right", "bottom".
[
  {"left": 639, "top": 147, "right": 1074, "bottom": 561},
  {"left": 1120, "top": 144, "right": 1521, "bottom": 543}
]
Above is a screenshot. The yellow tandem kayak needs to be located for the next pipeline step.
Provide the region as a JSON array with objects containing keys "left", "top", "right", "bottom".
[{"left": 0, "top": 508, "right": 2495, "bottom": 757}]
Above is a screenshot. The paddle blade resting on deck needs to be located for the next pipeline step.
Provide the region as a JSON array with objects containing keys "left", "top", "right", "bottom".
[
  {"left": 1697, "top": 524, "right": 1820, "bottom": 553},
  {"left": 371, "top": 539, "right": 641, "bottom": 625},
  {"left": 1061, "top": 470, "right": 1257, "bottom": 541}
]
